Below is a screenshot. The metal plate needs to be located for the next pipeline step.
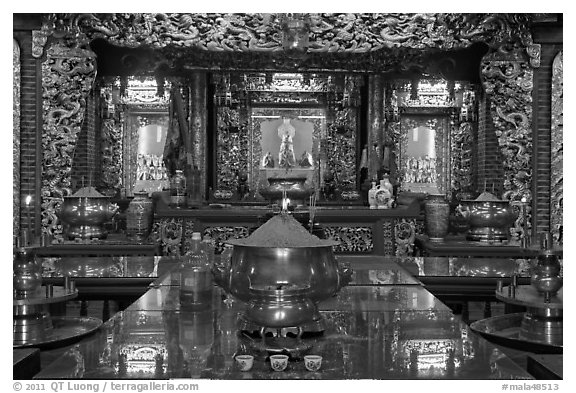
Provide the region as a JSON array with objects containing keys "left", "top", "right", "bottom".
[
  {"left": 13, "top": 316, "right": 102, "bottom": 349},
  {"left": 470, "top": 313, "right": 562, "bottom": 354}
]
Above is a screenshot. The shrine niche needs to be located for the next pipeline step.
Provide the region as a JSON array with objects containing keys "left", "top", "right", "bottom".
[
  {"left": 212, "top": 72, "right": 361, "bottom": 201},
  {"left": 390, "top": 79, "right": 474, "bottom": 198}
]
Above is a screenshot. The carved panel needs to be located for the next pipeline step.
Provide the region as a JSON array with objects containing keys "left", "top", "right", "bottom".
[
  {"left": 151, "top": 218, "right": 183, "bottom": 256},
  {"left": 202, "top": 226, "right": 250, "bottom": 253},
  {"left": 381, "top": 221, "right": 395, "bottom": 255},
  {"left": 215, "top": 107, "right": 249, "bottom": 192},
  {"left": 395, "top": 219, "right": 416, "bottom": 257},
  {"left": 52, "top": 13, "right": 537, "bottom": 61},
  {"left": 481, "top": 51, "right": 533, "bottom": 242},
  {"left": 14, "top": 40, "right": 20, "bottom": 242},
  {"left": 181, "top": 220, "right": 196, "bottom": 255},
  {"left": 41, "top": 42, "right": 97, "bottom": 237},
  {"left": 325, "top": 107, "right": 358, "bottom": 191},
  {"left": 451, "top": 122, "right": 474, "bottom": 198},
  {"left": 551, "top": 51, "right": 563, "bottom": 245},
  {"left": 99, "top": 117, "right": 123, "bottom": 195},
  {"left": 323, "top": 226, "right": 373, "bottom": 253},
  {"left": 32, "top": 27, "right": 50, "bottom": 58}
]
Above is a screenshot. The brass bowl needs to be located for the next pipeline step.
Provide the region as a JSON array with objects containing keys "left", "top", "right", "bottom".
[
  {"left": 259, "top": 177, "right": 314, "bottom": 206},
  {"left": 217, "top": 243, "right": 349, "bottom": 303},
  {"left": 56, "top": 196, "right": 119, "bottom": 240},
  {"left": 459, "top": 200, "right": 517, "bottom": 242}
]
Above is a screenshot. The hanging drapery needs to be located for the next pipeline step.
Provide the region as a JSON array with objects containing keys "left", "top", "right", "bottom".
[{"left": 163, "top": 87, "right": 191, "bottom": 176}]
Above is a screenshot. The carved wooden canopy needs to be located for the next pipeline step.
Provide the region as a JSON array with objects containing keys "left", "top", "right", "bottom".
[{"left": 41, "top": 13, "right": 544, "bottom": 75}]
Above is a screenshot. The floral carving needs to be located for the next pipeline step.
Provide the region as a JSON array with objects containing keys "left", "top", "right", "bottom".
[
  {"left": 151, "top": 218, "right": 183, "bottom": 255},
  {"left": 323, "top": 226, "right": 373, "bottom": 253},
  {"left": 202, "top": 226, "right": 250, "bottom": 253},
  {"left": 395, "top": 219, "right": 416, "bottom": 256}
]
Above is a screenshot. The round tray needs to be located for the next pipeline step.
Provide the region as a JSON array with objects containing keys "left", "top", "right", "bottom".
[
  {"left": 13, "top": 286, "right": 77, "bottom": 306},
  {"left": 470, "top": 313, "right": 562, "bottom": 354},
  {"left": 496, "top": 286, "right": 563, "bottom": 310},
  {"left": 13, "top": 316, "right": 103, "bottom": 349}
]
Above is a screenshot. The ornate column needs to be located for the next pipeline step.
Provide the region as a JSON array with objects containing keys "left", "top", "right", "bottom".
[
  {"left": 551, "top": 51, "right": 563, "bottom": 245},
  {"left": 481, "top": 48, "right": 534, "bottom": 243},
  {"left": 367, "top": 74, "right": 385, "bottom": 181},
  {"left": 41, "top": 40, "right": 97, "bottom": 237},
  {"left": 13, "top": 39, "right": 21, "bottom": 243},
  {"left": 188, "top": 72, "right": 208, "bottom": 199}
]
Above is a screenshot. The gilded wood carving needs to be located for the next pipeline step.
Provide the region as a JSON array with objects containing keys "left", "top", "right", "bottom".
[
  {"left": 481, "top": 48, "right": 533, "bottom": 242},
  {"left": 41, "top": 41, "right": 97, "bottom": 237},
  {"left": 551, "top": 51, "right": 563, "bottom": 245},
  {"left": 13, "top": 40, "right": 21, "bottom": 242}
]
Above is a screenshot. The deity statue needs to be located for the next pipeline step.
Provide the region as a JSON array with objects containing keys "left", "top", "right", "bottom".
[
  {"left": 299, "top": 150, "right": 313, "bottom": 168},
  {"left": 278, "top": 118, "right": 296, "bottom": 169},
  {"left": 261, "top": 151, "right": 275, "bottom": 168}
]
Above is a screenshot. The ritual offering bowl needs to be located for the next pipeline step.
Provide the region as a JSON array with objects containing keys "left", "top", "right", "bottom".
[
  {"left": 213, "top": 213, "right": 352, "bottom": 333},
  {"left": 458, "top": 192, "right": 516, "bottom": 242},
  {"left": 56, "top": 187, "right": 119, "bottom": 240},
  {"left": 259, "top": 177, "right": 314, "bottom": 206}
]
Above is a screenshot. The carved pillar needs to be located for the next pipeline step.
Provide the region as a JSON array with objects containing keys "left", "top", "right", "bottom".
[
  {"left": 188, "top": 72, "right": 208, "bottom": 199},
  {"left": 481, "top": 49, "right": 534, "bottom": 243},
  {"left": 14, "top": 39, "right": 21, "bottom": 243},
  {"left": 551, "top": 51, "right": 563, "bottom": 245},
  {"left": 41, "top": 41, "right": 97, "bottom": 237},
  {"left": 367, "top": 74, "right": 385, "bottom": 181}
]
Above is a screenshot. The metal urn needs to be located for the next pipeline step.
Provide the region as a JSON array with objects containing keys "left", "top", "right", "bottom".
[
  {"left": 457, "top": 192, "right": 516, "bottom": 242},
  {"left": 259, "top": 177, "right": 314, "bottom": 206},
  {"left": 212, "top": 213, "right": 352, "bottom": 334},
  {"left": 56, "top": 187, "right": 119, "bottom": 240}
]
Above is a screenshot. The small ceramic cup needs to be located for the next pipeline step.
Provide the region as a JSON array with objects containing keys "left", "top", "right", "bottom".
[
  {"left": 270, "top": 354, "right": 289, "bottom": 372},
  {"left": 235, "top": 354, "right": 254, "bottom": 371},
  {"left": 304, "top": 355, "right": 322, "bottom": 372}
]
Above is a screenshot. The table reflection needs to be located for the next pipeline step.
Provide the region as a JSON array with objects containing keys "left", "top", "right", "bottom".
[{"left": 35, "top": 281, "right": 532, "bottom": 380}]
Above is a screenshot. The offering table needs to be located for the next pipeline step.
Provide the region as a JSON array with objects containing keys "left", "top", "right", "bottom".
[{"left": 34, "top": 258, "right": 534, "bottom": 379}]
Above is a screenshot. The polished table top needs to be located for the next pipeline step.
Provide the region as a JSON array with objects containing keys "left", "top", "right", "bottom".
[{"left": 35, "top": 260, "right": 533, "bottom": 380}]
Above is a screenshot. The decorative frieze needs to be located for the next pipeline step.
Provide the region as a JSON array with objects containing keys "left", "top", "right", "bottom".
[{"left": 50, "top": 13, "right": 538, "bottom": 60}]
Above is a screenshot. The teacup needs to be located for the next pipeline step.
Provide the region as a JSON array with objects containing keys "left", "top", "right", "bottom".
[
  {"left": 235, "top": 354, "right": 254, "bottom": 371},
  {"left": 270, "top": 354, "right": 289, "bottom": 371},
  {"left": 304, "top": 355, "right": 322, "bottom": 372}
]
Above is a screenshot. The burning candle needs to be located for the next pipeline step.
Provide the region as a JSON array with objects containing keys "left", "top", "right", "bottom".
[
  {"left": 25, "top": 195, "right": 32, "bottom": 245},
  {"left": 281, "top": 198, "right": 291, "bottom": 211},
  {"left": 520, "top": 196, "right": 528, "bottom": 247}
]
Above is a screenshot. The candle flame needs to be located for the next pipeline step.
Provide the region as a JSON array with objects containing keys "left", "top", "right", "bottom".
[{"left": 25, "top": 195, "right": 32, "bottom": 205}]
